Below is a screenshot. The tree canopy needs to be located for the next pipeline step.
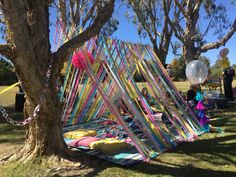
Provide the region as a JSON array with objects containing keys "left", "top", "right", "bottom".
[
  {"left": 164, "top": 0, "right": 236, "bottom": 63},
  {"left": 125, "top": 0, "right": 175, "bottom": 65}
]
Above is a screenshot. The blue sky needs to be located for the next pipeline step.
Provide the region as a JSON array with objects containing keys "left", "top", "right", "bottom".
[{"left": 111, "top": 1, "right": 236, "bottom": 66}]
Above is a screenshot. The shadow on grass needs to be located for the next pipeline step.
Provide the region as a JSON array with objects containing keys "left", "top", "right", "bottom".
[
  {"left": 65, "top": 131, "right": 236, "bottom": 177},
  {"left": 178, "top": 134, "right": 236, "bottom": 154},
  {"left": 174, "top": 135, "right": 236, "bottom": 165},
  {"left": 80, "top": 159, "right": 236, "bottom": 177},
  {"left": 0, "top": 138, "right": 25, "bottom": 144}
]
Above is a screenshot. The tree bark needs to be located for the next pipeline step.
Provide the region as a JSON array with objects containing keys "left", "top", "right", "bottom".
[
  {"left": 21, "top": 94, "right": 67, "bottom": 160},
  {"left": 182, "top": 41, "right": 197, "bottom": 64},
  {"left": 0, "top": 43, "right": 16, "bottom": 60}
]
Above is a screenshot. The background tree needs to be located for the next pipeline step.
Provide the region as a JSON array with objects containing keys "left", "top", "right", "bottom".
[
  {"left": 211, "top": 54, "right": 232, "bottom": 78},
  {"left": 171, "top": 56, "right": 186, "bottom": 81},
  {"left": 0, "top": 0, "right": 115, "bottom": 161},
  {"left": 164, "top": 0, "right": 236, "bottom": 63},
  {"left": 0, "top": 57, "right": 17, "bottom": 85},
  {"left": 198, "top": 55, "right": 211, "bottom": 70},
  {"left": 211, "top": 57, "right": 223, "bottom": 78},
  {"left": 126, "top": 0, "right": 179, "bottom": 65}
]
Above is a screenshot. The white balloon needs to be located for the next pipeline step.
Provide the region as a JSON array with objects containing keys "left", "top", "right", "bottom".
[{"left": 185, "top": 60, "right": 208, "bottom": 85}]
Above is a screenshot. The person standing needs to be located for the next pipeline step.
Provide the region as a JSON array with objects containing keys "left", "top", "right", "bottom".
[{"left": 222, "top": 66, "right": 235, "bottom": 101}]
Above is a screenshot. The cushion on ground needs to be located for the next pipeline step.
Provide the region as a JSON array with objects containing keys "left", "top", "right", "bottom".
[
  {"left": 90, "top": 138, "right": 131, "bottom": 154},
  {"left": 64, "top": 129, "right": 97, "bottom": 139},
  {"left": 68, "top": 136, "right": 102, "bottom": 147}
]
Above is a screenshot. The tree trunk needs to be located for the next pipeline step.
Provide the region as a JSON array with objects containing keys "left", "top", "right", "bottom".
[
  {"left": 12, "top": 58, "right": 68, "bottom": 161},
  {"left": 182, "top": 41, "right": 197, "bottom": 64},
  {"left": 153, "top": 42, "right": 166, "bottom": 65},
  {"left": 21, "top": 91, "right": 67, "bottom": 161},
  {"left": 1, "top": 0, "right": 67, "bottom": 160}
]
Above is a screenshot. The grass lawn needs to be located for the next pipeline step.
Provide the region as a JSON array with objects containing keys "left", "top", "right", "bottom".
[{"left": 0, "top": 82, "right": 236, "bottom": 177}]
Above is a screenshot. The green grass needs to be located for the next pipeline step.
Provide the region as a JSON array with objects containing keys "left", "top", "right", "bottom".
[
  {"left": 1, "top": 159, "right": 52, "bottom": 177},
  {"left": 0, "top": 83, "right": 236, "bottom": 177},
  {"left": 0, "top": 123, "right": 25, "bottom": 140}
]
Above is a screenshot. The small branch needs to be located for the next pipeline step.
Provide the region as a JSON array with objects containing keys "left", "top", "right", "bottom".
[
  {"left": 174, "top": 20, "right": 185, "bottom": 37},
  {"left": 174, "top": 0, "right": 188, "bottom": 19},
  {"left": 193, "top": 0, "right": 202, "bottom": 13},
  {"left": 58, "top": 0, "right": 67, "bottom": 29},
  {"left": 69, "top": 0, "right": 75, "bottom": 25},
  {"left": 0, "top": 43, "right": 16, "bottom": 60},
  {"left": 186, "top": 0, "right": 192, "bottom": 16},
  {"left": 129, "top": 1, "right": 157, "bottom": 41},
  {"left": 202, "top": 17, "right": 214, "bottom": 37},
  {"left": 147, "top": 0, "right": 159, "bottom": 38},
  {"left": 200, "top": 19, "right": 236, "bottom": 52},
  {"left": 55, "top": 0, "right": 115, "bottom": 62},
  {"left": 81, "top": 0, "right": 98, "bottom": 28},
  {"left": 74, "top": 0, "right": 81, "bottom": 26}
]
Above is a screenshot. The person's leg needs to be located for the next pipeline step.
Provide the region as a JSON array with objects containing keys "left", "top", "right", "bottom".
[
  {"left": 224, "top": 79, "right": 230, "bottom": 99},
  {"left": 228, "top": 80, "right": 234, "bottom": 101}
]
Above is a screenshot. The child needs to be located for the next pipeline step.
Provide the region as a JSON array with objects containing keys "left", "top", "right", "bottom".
[
  {"left": 142, "top": 88, "right": 152, "bottom": 104},
  {"left": 186, "top": 88, "right": 197, "bottom": 109},
  {"left": 187, "top": 86, "right": 223, "bottom": 133}
]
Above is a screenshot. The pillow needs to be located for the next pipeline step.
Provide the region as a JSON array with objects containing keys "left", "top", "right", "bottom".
[
  {"left": 64, "top": 129, "right": 97, "bottom": 139},
  {"left": 90, "top": 138, "right": 130, "bottom": 154},
  {"left": 68, "top": 136, "right": 101, "bottom": 147}
]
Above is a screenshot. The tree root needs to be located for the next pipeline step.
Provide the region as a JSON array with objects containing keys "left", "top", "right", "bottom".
[
  {"left": 0, "top": 154, "right": 14, "bottom": 164},
  {"left": 0, "top": 147, "right": 26, "bottom": 165}
]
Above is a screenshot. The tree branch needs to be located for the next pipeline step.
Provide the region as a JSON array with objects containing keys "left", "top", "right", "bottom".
[
  {"left": 160, "top": 0, "right": 173, "bottom": 49},
  {"left": 54, "top": 0, "right": 115, "bottom": 62},
  {"left": 128, "top": 1, "right": 157, "bottom": 41},
  {"left": 81, "top": 0, "right": 98, "bottom": 28},
  {"left": 69, "top": 0, "right": 75, "bottom": 25},
  {"left": 174, "top": 0, "right": 188, "bottom": 19},
  {"left": 163, "top": 0, "right": 185, "bottom": 43},
  {"left": 147, "top": 0, "right": 160, "bottom": 38},
  {"left": 193, "top": 0, "right": 202, "bottom": 13},
  {"left": 0, "top": 43, "right": 16, "bottom": 60},
  {"left": 200, "top": 19, "right": 236, "bottom": 52},
  {"left": 186, "top": 0, "right": 192, "bottom": 16},
  {"left": 202, "top": 16, "right": 214, "bottom": 37},
  {"left": 74, "top": 0, "right": 81, "bottom": 26},
  {"left": 58, "top": 0, "right": 67, "bottom": 29}
]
